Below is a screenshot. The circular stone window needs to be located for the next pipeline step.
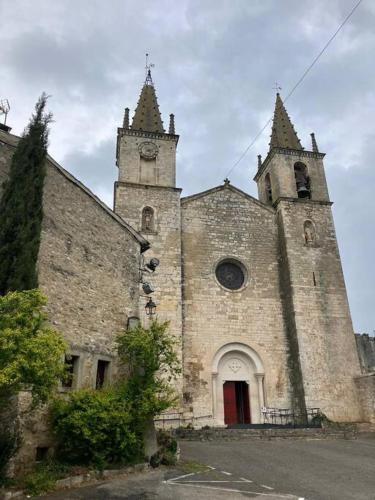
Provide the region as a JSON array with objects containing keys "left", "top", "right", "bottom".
[{"left": 215, "top": 259, "right": 247, "bottom": 291}]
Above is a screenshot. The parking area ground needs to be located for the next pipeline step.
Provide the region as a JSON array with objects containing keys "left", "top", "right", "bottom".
[
  {"left": 40, "top": 436, "right": 375, "bottom": 499},
  {"left": 180, "top": 437, "right": 375, "bottom": 500}
]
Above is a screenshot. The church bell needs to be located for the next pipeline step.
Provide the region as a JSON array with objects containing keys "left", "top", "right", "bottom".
[{"left": 297, "top": 185, "right": 310, "bottom": 198}]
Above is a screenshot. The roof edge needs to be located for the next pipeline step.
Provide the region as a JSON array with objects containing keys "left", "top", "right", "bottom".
[
  {"left": 0, "top": 129, "right": 150, "bottom": 252},
  {"left": 181, "top": 183, "right": 275, "bottom": 213}
]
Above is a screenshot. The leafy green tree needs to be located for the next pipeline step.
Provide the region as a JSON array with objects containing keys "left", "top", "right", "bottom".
[
  {"left": 0, "top": 94, "right": 52, "bottom": 295},
  {"left": 0, "top": 289, "right": 67, "bottom": 406},
  {"left": 117, "top": 320, "right": 181, "bottom": 422},
  {"left": 51, "top": 321, "right": 181, "bottom": 468}
]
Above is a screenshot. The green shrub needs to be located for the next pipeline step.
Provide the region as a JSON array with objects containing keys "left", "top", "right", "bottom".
[
  {"left": 51, "top": 322, "right": 181, "bottom": 470},
  {"left": 51, "top": 388, "right": 143, "bottom": 468},
  {"left": 0, "top": 427, "right": 19, "bottom": 485},
  {"left": 157, "top": 430, "right": 177, "bottom": 454},
  {"left": 23, "top": 467, "right": 56, "bottom": 496},
  {"left": 161, "top": 450, "right": 177, "bottom": 466},
  {"left": 150, "top": 430, "right": 178, "bottom": 468}
]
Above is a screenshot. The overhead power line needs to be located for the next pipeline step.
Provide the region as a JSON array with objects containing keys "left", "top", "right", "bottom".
[{"left": 224, "top": 0, "right": 363, "bottom": 179}]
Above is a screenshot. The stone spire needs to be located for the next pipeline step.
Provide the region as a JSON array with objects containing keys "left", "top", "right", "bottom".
[
  {"left": 269, "top": 93, "right": 303, "bottom": 151},
  {"left": 123, "top": 107, "right": 129, "bottom": 129},
  {"left": 131, "top": 69, "right": 165, "bottom": 133},
  {"left": 168, "top": 114, "right": 175, "bottom": 134},
  {"left": 310, "top": 132, "right": 319, "bottom": 152}
]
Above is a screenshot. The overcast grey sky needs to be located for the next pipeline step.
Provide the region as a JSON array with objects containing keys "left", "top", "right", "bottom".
[{"left": 1, "top": 0, "right": 374, "bottom": 333}]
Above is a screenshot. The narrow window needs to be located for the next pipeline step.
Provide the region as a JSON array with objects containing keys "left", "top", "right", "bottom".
[
  {"left": 313, "top": 272, "right": 317, "bottom": 286},
  {"left": 304, "top": 220, "right": 316, "bottom": 245},
  {"left": 96, "top": 360, "right": 110, "bottom": 389},
  {"left": 141, "top": 206, "right": 154, "bottom": 232},
  {"left": 36, "top": 447, "right": 49, "bottom": 462},
  {"left": 62, "top": 355, "right": 79, "bottom": 388},
  {"left": 294, "top": 162, "right": 310, "bottom": 199},
  {"left": 265, "top": 173, "right": 272, "bottom": 202}
]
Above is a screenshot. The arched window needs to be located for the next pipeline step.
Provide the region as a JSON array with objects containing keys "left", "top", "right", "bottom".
[
  {"left": 304, "top": 220, "right": 316, "bottom": 245},
  {"left": 141, "top": 206, "right": 154, "bottom": 233},
  {"left": 294, "top": 162, "right": 310, "bottom": 199},
  {"left": 265, "top": 173, "right": 273, "bottom": 202}
]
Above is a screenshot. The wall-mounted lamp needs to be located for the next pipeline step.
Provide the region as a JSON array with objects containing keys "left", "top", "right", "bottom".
[
  {"left": 145, "top": 297, "right": 157, "bottom": 316},
  {"left": 142, "top": 282, "right": 154, "bottom": 295},
  {"left": 146, "top": 258, "right": 160, "bottom": 272}
]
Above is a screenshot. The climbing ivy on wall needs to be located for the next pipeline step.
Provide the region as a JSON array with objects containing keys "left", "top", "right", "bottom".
[{"left": 0, "top": 94, "right": 52, "bottom": 295}]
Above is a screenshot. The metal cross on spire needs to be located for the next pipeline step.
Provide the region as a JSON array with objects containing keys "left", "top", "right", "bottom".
[
  {"left": 145, "top": 53, "right": 155, "bottom": 85},
  {"left": 273, "top": 82, "right": 282, "bottom": 93},
  {"left": 0, "top": 99, "right": 10, "bottom": 125}
]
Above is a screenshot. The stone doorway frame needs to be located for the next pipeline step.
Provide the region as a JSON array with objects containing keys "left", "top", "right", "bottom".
[{"left": 212, "top": 342, "right": 265, "bottom": 425}]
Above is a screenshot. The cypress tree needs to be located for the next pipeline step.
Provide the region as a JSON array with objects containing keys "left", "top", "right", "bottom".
[{"left": 0, "top": 93, "right": 52, "bottom": 295}]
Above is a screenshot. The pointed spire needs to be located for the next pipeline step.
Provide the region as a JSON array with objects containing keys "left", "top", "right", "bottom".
[
  {"left": 269, "top": 93, "right": 303, "bottom": 151},
  {"left": 123, "top": 107, "right": 129, "bottom": 129},
  {"left": 131, "top": 70, "right": 164, "bottom": 133},
  {"left": 257, "top": 154, "right": 262, "bottom": 169},
  {"left": 310, "top": 132, "right": 319, "bottom": 152},
  {"left": 168, "top": 114, "right": 175, "bottom": 134}
]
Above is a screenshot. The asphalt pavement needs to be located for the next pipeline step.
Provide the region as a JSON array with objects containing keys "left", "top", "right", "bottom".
[
  {"left": 180, "top": 437, "right": 375, "bottom": 500},
  {"left": 40, "top": 436, "right": 375, "bottom": 499}
]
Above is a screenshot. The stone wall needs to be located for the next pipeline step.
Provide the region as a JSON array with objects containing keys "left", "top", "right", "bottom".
[
  {"left": 181, "top": 184, "right": 292, "bottom": 424},
  {"left": 114, "top": 181, "right": 184, "bottom": 396},
  {"left": 0, "top": 131, "right": 146, "bottom": 471},
  {"left": 355, "top": 334, "right": 375, "bottom": 373},
  {"left": 355, "top": 374, "right": 375, "bottom": 423},
  {"left": 39, "top": 162, "right": 143, "bottom": 368},
  {"left": 276, "top": 198, "right": 362, "bottom": 421}
]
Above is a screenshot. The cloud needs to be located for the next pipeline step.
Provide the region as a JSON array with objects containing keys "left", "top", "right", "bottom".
[{"left": 1, "top": 0, "right": 374, "bottom": 332}]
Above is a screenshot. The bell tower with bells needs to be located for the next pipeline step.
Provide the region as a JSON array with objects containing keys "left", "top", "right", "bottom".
[
  {"left": 114, "top": 56, "right": 183, "bottom": 390},
  {"left": 254, "top": 93, "right": 362, "bottom": 421}
]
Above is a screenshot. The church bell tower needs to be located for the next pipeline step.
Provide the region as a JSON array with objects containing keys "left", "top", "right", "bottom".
[
  {"left": 254, "top": 94, "right": 362, "bottom": 421},
  {"left": 114, "top": 67, "right": 183, "bottom": 390},
  {"left": 115, "top": 69, "right": 178, "bottom": 189}
]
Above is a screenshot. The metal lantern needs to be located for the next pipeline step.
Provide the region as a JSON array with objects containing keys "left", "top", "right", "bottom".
[{"left": 145, "top": 297, "right": 156, "bottom": 316}]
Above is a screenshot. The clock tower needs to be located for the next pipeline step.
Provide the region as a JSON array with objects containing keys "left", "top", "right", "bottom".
[{"left": 114, "top": 69, "right": 183, "bottom": 393}]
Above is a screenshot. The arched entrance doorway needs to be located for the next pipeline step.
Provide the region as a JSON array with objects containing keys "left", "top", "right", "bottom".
[{"left": 212, "top": 343, "right": 265, "bottom": 426}]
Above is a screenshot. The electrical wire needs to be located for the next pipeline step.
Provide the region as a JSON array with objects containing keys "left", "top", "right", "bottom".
[{"left": 224, "top": 0, "right": 364, "bottom": 179}]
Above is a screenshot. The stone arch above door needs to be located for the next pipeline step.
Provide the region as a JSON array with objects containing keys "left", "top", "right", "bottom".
[{"left": 212, "top": 343, "right": 265, "bottom": 425}]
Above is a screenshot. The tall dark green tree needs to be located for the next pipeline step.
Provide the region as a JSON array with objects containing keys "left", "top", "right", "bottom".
[{"left": 0, "top": 94, "right": 52, "bottom": 295}]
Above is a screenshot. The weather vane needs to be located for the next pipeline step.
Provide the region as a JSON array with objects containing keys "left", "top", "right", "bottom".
[
  {"left": 0, "top": 99, "right": 10, "bottom": 125},
  {"left": 273, "top": 82, "right": 282, "bottom": 92},
  {"left": 145, "top": 53, "right": 155, "bottom": 84}
]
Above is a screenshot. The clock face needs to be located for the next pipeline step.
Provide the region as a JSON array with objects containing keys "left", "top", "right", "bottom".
[{"left": 139, "top": 141, "right": 158, "bottom": 160}]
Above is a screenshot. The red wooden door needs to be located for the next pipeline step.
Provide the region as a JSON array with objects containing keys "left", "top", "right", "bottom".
[
  {"left": 223, "top": 382, "right": 237, "bottom": 425},
  {"left": 242, "top": 382, "right": 251, "bottom": 424}
]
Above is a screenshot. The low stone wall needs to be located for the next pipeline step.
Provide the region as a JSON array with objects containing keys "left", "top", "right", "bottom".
[
  {"left": 1, "top": 463, "right": 149, "bottom": 499},
  {"left": 174, "top": 426, "right": 357, "bottom": 441},
  {"left": 355, "top": 374, "right": 375, "bottom": 423}
]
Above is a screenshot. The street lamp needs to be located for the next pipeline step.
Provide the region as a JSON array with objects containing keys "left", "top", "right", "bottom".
[{"left": 145, "top": 297, "right": 157, "bottom": 316}]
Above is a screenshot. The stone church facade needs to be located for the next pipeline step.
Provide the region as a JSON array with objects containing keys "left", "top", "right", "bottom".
[
  {"left": 114, "top": 71, "right": 367, "bottom": 425},
  {"left": 0, "top": 70, "right": 374, "bottom": 469}
]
